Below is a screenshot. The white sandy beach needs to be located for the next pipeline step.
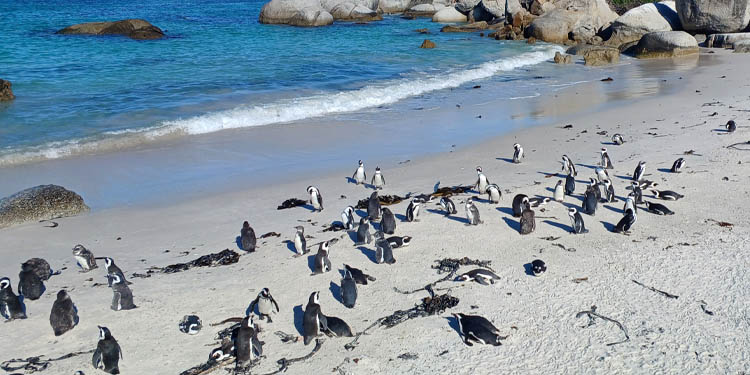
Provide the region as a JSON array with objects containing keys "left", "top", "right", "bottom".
[{"left": 1, "top": 50, "right": 749, "bottom": 374}]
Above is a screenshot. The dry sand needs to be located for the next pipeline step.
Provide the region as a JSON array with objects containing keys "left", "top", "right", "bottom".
[{"left": 1, "top": 50, "right": 749, "bottom": 374}]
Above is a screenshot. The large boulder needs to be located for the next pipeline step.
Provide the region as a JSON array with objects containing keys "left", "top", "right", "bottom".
[
  {"left": 607, "top": 2, "right": 681, "bottom": 46},
  {"left": 676, "top": 0, "right": 750, "bottom": 33},
  {"left": 321, "top": 0, "right": 382, "bottom": 21},
  {"left": 455, "top": 0, "right": 482, "bottom": 12},
  {"left": 554, "top": 51, "right": 574, "bottom": 63},
  {"left": 56, "top": 19, "right": 164, "bottom": 40},
  {"left": 379, "top": 0, "right": 415, "bottom": 13},
  {"left": 735, "top": 40, "right": 750, "bottom": 51},
  {"left": 433, "top": 6, "right": 469, "bottom": 22},
  {"left": 634, "top": 30, "right": 699, "bottom": 57},
  {"left": 259, "top": 0, "right": 334, "bottom": 26},
  {"left": 0, "top": 79, "right": 14, "bottom": 101},
  {"left": 405, "top": 3, "right": 446, "bottom": 17},
  {"left": 526, "top": 0, "right": 618, "bottom": 43},
  {"left": 0, "top": 185, "right": 89, "bottom": 229},
  {"left": 480, "top": 0, "right": 524, "bottom": 18},
  {"left": 441, "top": 21, "right": 489, "bottom": 31},
  {"left": 705, "top": 32, "right": 750, "bottom": 47},
  {"left": 583, "top": 46, "right": 620, "bottom": 65}
]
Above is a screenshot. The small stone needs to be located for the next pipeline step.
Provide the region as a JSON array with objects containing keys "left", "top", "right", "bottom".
[{"left": 420, "top": 39, "right": 436, "bottom": 49}]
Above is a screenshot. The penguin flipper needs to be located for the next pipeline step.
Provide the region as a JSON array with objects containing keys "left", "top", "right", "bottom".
[
  {"left": 270, "top": 297, "right": 280, "bottom": 313},
  {"left": 92, "top": 348, "right": 102, "bottom": 368},
  {"left": 111, "top": 292, "right": 121, "bottom": 311},
  {"left": 475, "top": 277, "right": 490, "bottom": 286},
  {"left": 117, "top": 341, "right": 123, "bottom": 359},
  {"left": 318, "top": 313, "right": 328, "bottom": 331}
]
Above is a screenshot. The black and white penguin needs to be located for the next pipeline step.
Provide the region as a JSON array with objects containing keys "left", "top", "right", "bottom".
[
  {"left": 455, "top": 269, "right": 501, "bottom": 285},
  {"left": 644, "top": 201, "right": 674, "bottom": 215},
  {"left": 293, "top": 226, "right": 307, "bottom": 255},
  {"left": 726, "top": 120, "right": 736, "bottom": 133},
  {"left": 307, "top": 185, "right": 323, "bottom": 212},
  {"left": 209, "top": 339, "right": 234, "bottom": 362},
  {"left": 630, "top": 181, "right": 644, "bottom": 204},
  {"left": 519, "top": 208, "right": 535, "bottom": 235},
  {"left": 595, "top": 167, "right": 610, "bottom": 184},
  {"left": 233, "top": 316, "right": 262, "bottom": 366},
  {"left": 367, "top": 191, "right": 381, "bottom": 221},
  {"left": 73, "top": 245, "right": 98, "bottom": 272},
  {"left": 465, "top": 197, "right": 482, "bottom": 225},
  {"left": 452, "top": 313, "right": 505, "bottom": 346},
  {"left": 651, "top": 189, "right": 684, "bottom": 201},
  {"left": 380, "top": 207, "right": 396, "bottom": 235},
  {"left": 179, "top": 315, "right": 202, "bottom": 335},
  {"left": 561, "top": 155, "right": 577, "bottom": 177},
  {"left": 600, "top": 148, "right": 614, "bottom": 169},
  {"left": 323, "top": 316, "right": 355, "bottom": 338},
  {"left": 602, "top": 179, "right": 616, "bottom": 203},
  {"left": 528, "top": 197, "right": 550, "bottom": 208},
  {"left": 387, "top": 236, "right": 412, "bottom": 249},
  {"left": 341, "top": 206, "right": 355, "bottom": 230},
  {"left": 511, "top": 194, "right": 529, "bottom": 217},
  {"left": 589, "top": 178, "right": 603, "bottom": 202},
  {"left": 553, "top": 180, "right": 565, "bottom": 202},
  {"left": 612, "top": 133, "right": 625, "bottom": 145},
  {"left": 438, "top": 197, "right": 457, "bottom": 216},
  {"left": 248, "top": 288, "right": 280, "bottom": 322},
  {"left": 303, "top": 292, "right": 327, "bottom": 345},
  {"left": 531, "top": 259, "right": 546, "bottom": 275},
  {"left": 0, "top": 277, "right": 26, "bottom": 321},
  {"left": 343, "top": 264, "right": 376, "bottom": 285},
  {"left": 614, "top": 208, "right": 637, "bottom": 234},
  {"left": 240, "top": 221, "right": 256, "bottom": 253},
  {"left": 475, "top": 166, "right": 490, "bottom": 194},
  {"left": 406, "top": 199, "right": 421, "bottom": 222},
  {"left": 512, "top": 143, "right": 524, "bottom": 164},
  {"left": 633, "top": 161, "right": 646, "bottom": 182},
  {"left": 313, "top": 241, "right": 332, "bottom": 275},
  {"left": 100, "top": 257, "right": 127, "bottom": 288},
  {"left": 18, "top": 262, "right": 45, "bottom": 300},
  {"left": 92, "top": 326, "right": 122, "bottom": 374},
  {"left": 485, "top": 183, "right": 502, "bottom": 204},
  {"left": 352, "top": 160, "right": 366, "bottom": 185},
  {"left": 671, "top": 158, "right": 686, "bottom": 173},
  {"left": 567, "top": 207, "right": 588, "bottom": 234},
  {"left": 355, "top": 217, "right": 372, "bottom": 245},
  {"left": 50, "top": 290, "right": 78, "bottom": 336},
  {"left": 110, "top": 274, "right": 136, "bottom": 311},
  {"left": 340, "top": 270, "right": 357, "bottom": 308},
  {"left": 374, "top": 231, "right": 396, "bottom": 264},
  {"left": 371, "top": 166, "right": 386, "bottom": 190},
  {"left": 623, "top": 194, "right": 637, "bottom": 215},
  {"left": 582, "top": 185, "right": 598, "bottom": 216},
  {"left": 565, "top": 173, "right": 575, "bottom": 195}
]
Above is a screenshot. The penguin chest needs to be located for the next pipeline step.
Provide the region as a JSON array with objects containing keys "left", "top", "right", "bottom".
[
  {"left": 75, "top": 255, "right": 90, "bottom": 270},
  {"left": 374, "top": 175, "right": 383, "bottom": 186},
  {"left": 554, "top": 187, "right": 564, "bottom": 201},
  {"left": 294, "top": 236, "right": 304, "bottom": 253},
  {"left": 258, "top": 298, "right": 272, "bottom": 315},
  {"left": 356, "top": 168, "right": 365, "bottom": 182},
  {"left": 489, "top": 190, "right": 500, "bottom": 202}
]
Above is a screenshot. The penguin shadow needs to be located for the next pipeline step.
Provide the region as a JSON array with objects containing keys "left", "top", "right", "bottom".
[
  {"left": 346, "top": 231, "right": 359, "bottom": 244},
  {"left": 329, "top": 281, "right": 342, "bottom": 304},
  {"left": 346, "top": 177, "right": 357, "bottom": 184},
  {"left": 302, "top": 204, "right": 317, "bottom": 212},
  {"left": 614, "top": 174, "right": 632, "bottom": 181},
  {"left": 285, "top": 240, "right": 298, "bottom": 254},
  {"left": 473, "top": 197, "right": 492, "bottom": 204},
  {"left": 426, "top": 208, "right": 446, "bottom": 216},
  {"left": 600, "top": 221, "right": 616, "bottom": 232},
  {"left": 496, "top": 207, "right": 515, "bottom": 216},
  {"left": 357, "top": 246, "right": 378, "bottom": 263},
  {"left": 600, "top": 141, "right": 618, "bottom": 146},
  {"left": 355, "top": 209, "right": 368, "bottom": 218},
  {"left": 245, "top": 302, "right": 257, "bottom": 317},
  {"left": 712, "top": 128, "right": 732, "bottom": 133},
  {"left": 575, "top": 163, "right": 599, "bottom": 170},
  {"left": 537, "top": 171, "right": 564, "bottom": 178},
  {"left": 293, "top": 305, "right": 305, "bottom": 336},
  {"left": 602, "top": 205, "right": 622, "bottom": 214},
  {"left": 444, "top": 214, "right": 469, "bottom": 225},
  {"left": 394, "top": 213, "right": 408, "bottom": 222},
  {"left": 496, "top": 157, "right": 515, "bottom": 163},
  {"left": 444, "top": 316, "right": 462, "bottom": 337},
  {"left": 307, "top": 254, "right": 318, "bottom": 273},
  {"left": 235, "top": 236, "right": 243, "bottom": 251},
  {"left": 502, "top": 217, "right": 520, "bottom": 232},
  {"left": 522, "top": 263, "right": 535, "bottom": 276},
  {"left": 656, "top": 168, "right": 673, "bottom": 173},
  {"left": 543, "top": 220, "right": 572, "bottom": 233}
]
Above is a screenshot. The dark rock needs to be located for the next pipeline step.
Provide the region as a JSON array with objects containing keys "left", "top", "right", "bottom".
[
  {"left": 0, "top": 185, "right": 89, "bottom": 229},
  {"left": 420, "top": 39, "right": 436, "bottom": 48},
  {"left": 56, "top": 19, "right": 165, "bottom": 40},
  {"left": 0, "top": 79, "right": 15, "bottom": 101}
]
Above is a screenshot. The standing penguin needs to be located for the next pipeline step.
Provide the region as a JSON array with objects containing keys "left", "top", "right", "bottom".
[
  {"left": 561, "top": 155, "right": 577, "bottom": 177},
  {"left": 595, "top": 167, "right": 610, "bottom": 184},
  {"left": 600, "top": 148, "right": 614, "bottom": 169},
  {"left": 512, "top": 143, "right": 524, "bottom": 163},
  {"left": 248, "top": 288, "right": 280, "bottom": 322},
  {"left": 612, "top": 133, "right": 625, "bottom": 145},
  {"left": 352, "top": 160, "right": 366, "bottom": 185},
  {"left": 633, "top": 161, "right": 646, "bottom": 182},
  {"left": 511, "top": 194, "right": 529, "bottom": 217},
  {"left": 240, "top": 221, "right": 256, "bottom": 252},
  {"left": 439, "top": 197, "right": 457, "bottom": 216},
  {"left": 0, "top": 277, "right": 26, "bottom": 321},
  {"left": 50, "top": 290, "right": 78, "bottom": 336},
  {"left": 624, "top": 194, "right": 637, "bottom": 215},
  {"left": 553, "top": 180, "right": 565, "bottom": 202},
  {"left": 589, "top": 178, "right": 603, "bottom": 202},
  {"left": 73, "top": 245, "right": 98, "bottom": 272},
  {"left": 110, "top": 274, "right": 136, "bottom": 311},
  {"left": 101, "top": 257, "right": 127, "bottom": 288},
  {"left": 340, "top": 270, "right": 357, "bottom": 308},
  {"left": 405, "top": 199, "right": 421, "bottom": 222},
  {"left": 92, "top": 326, "right": 122, "bottom": 374},
  {"left": 374, "top": 231, "right": 396, "bottom": 264},
  {"left": 726, "top": 120, "right": 736, "bottom": 133},
  {"left": 465, "top": 197, "right": 482, "bottom": 225},
  {"left": 381, "top": 207, "right": 397, "bottom": 234},
  {"left": 565, "top": 173, "right": 575, "bottom": 195},
  {"left": 371, "top": 167, "right": 386, "bottom": 190},
  {"left": 671, "top": 158, "right": 686, "bottom": 173},
  {"left": 303, "top": 292, "right": 327, "bottom": 345},
  {"left": 307, "top": 186, "right": 323, "bottom": 212},
  {"left": 603, "top": 179, "right": 616, "bottom": 203},
  {"left": 367, "top": 192, "right": 381, "bottom": 221},
  {"left": 234, "top": 316, "right": 262, "bottom": 367},
  {"left": 485, "top": 184, "right": 502, "bottom": 204},
  {"left": 582, "top": 186, "right": 598, "bottom": 216},
  {"left": 567, "top": 207, "right": 588, "bottom": 234},
  {"left": 355, "top": 217, "right": 372, "bottom": 245},
  {"left": 452, "top": 313, "right": 505, "bottom": 346},
  {"left": 293, "top": 226, "right": 307, "bottom": 255},
  {"left": 614, "top": 208, "right": 637, "bottom": 234},
  {"left": 519, "top": 208, "right": 535, "bottom": 235},
  {"left": 341, "top": 206, "right": 355, "bottom": 230},
  {"left": 312, "top": 241, "right": 332, "bottom": 275},
  {"left": 18, "top": 262, "right": 45, "bottom": 300},
  {"left": 631, "top": 181, "right": 644, "bottom": 204},
  {"left": 475, "top": 167, "right": 490, "bottom": 194}
]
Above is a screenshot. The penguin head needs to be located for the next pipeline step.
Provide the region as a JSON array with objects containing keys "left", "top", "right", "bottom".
[
  {"left": 359, "top": 217, "right": 369, "bottom": 225},
  {"left": 644, "top": 202, "right": 652, "bottom": 210},
  {"left": 344, "top": 206, "right": 354, "bottom": 215},
  {"left": 455, "top": 274, "right": 471, "bottom": 282},
  {"left": 294, "top": 225, "right": 304, "bottom": 233},
  {"left": 20, "top": 262, "right": 33, "bottom": 272},
  {"left": 307, "top": 186, "right": 316, "bottom": 195},
  {"left": 358, "top": 160, "right": 363, "bottom": 166},
  {"left": 260, "top": 288, "right": 270, "bottom": 298},
  {"left": 465, "top": 197, "right": 473, "bottom": 205},
  {"left": 241, "top": 315, "right": 252, "bottom": 329},
  {"left": 401, "top": 236, "right": 412, "bottom": 246},
  {"left": 639, "top": 161, "right": 647, "bottom": 166},
  {"left": 72, "top": 244, "right": 87, "bottom": 255},
  {"left": 650, "top": 189, "right": 659, "bottom": 197},
  {"left": 451, "top": 313, "right": 465, "bottom": 322},
  {"left": 370, "top": 191, "right": 378, "bottom": 199},
  {"left": 601, "top": 147, "right": 607, "bottom": 154},
  {"left": 375, "top": 166, "right": 381, "bottom": 172},
  {"left": 556, "top": 180, "right": 563, "bottom": 187},
  {"left": 210, "top": 348, "right": 229, "bottom": 361},
  {"left": 98, "top": 326, "right": 112, "bottom": 340},
  {"left": 568, "top": 207, "right": 577, "bottom": 216},
  {"left": 243, "top": 221, "right": 250, "bottom": 230},
  {"left": 726, "top": 120, "right": 735, "bottom": 129},
  {"left": 0, "top": 277, "right": 10, "bottom": 290},
  {"left": 531, "top": 259, "right": 546, "bottom": 275},
  {"left": 308, "top": 291, "right": 320, "bottom": 305},
  {"left": 513, "top": 143, "right": 520, "bottom": 150},
  {"left": 320, "top": 241, "right": 330, "bottom": 253},
  {"left": 374, "top": 231, "right": 385, "bottom": 240},
  {"left": 57, "top": 290, "right": 70, "bottom": 301},
  {"left": 344, "top": 270, "right": 353, "bottom": 280},
  {"left": 102, "top": 257, "right": 114, "bottom": 268},
  {"left": 476, "top": 166, "right": 482, "bottom": 174}
]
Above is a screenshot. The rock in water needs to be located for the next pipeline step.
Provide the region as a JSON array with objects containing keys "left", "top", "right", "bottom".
[
  {"left": 583, "top": 47, "right": 620, "bottom": 66},
  {"left": 259, "top": 0, "right": 335, "bottom": 26},
  {"left": 675, "top": 0, "right": 750, "bottom": 33},
  {"left": 705, "top": 32, "right": 750, "bottom": 48},
  {"left": 634, "top": 31, "right": 699, "bottom": 58},
  {"left": 554, "top": 51, "right": 572, "bottom": 64},
  {"left": 0, "top": 185, "right": 89, "bottom": 229},
  {"left": 0, "top": 79, "right": 15, "bottom": 101},
  {"left": 56, "top": 19, "right": 164, "bottom": 40},
  {"left": 420, "top": 39, "right": 436, "bottom": 48},
  {"left": 735, "top": 40, "right": 750, "bottom": 52}
]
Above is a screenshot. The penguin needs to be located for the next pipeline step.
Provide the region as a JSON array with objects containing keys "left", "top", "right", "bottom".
[
  {"left": 50, "top": 290, "right": 78, "bottom": 336},
  {"left": 209, "top": 339, "right": 235, "bottom": 362},
  {"left": 374, "top": 231, "right": 396, "bottom": 264},
  {"left": 631, "top": 181, "right": 644, "bottom": 204},
  {"left": 465, "top": 197, "right": 482, "bottom": 225},
  {"left": 312, "top": 241, "right": 332, "bottom": 275},
  {"left": 340, "top": 270, "right": 357, "bottom": 308},
  {"left": 22, "top": 258, "right": 55, "bottom": 281},
  {"left": 110, "top": 274, "right": 136, "bottom": 311},
  {"left": 671, "top": 158, "right": 686, "bottom": 173},
  {"left": 644, "top": 201, "right": 674, "bottom": 215},
  {"left": 651, "top": 189, "right": 684, "bottom": 201},
  {"left": 307, "top": 185, "right": 323, "bottom": 212},
  {"left": 387, "top": 236, "right": 412, "bottom": 249},
  {"left": 293, "top": 226, "right": 307, "bottom": 255},
  {"left": 455, "top": 269, "right": 500, "bottom": 285},
  {"left": 323, "top": 316, "right": 355, "bottom": 337},
  {"left": 101, "top": 257, "right": 127, "bottom": 288},
  {"left": 452, "top": 313, "right": 505, "bottom": 346},
  {"left": 92, "top": 326, "right": 122, "bottom": 374},
  {"left": 380, "top": 207, "right": 397, "bottom": 235},
  {"left": 726, "top": 120, "right": 736, "bottom": 133},
  {"left": 367, "top": 191, "right": 381, "bottom": 221},
  {"left": 528, "top": 197, "right": 550, "bottom": 208},
  {"left": 0, "top": 277, "right": 26, "bottom": 321},
  {"left": 341, "top": 206, "right": 355, "bottom": 230},
  {"left": 73, "top": 245, "right": 98, "bottom": 272},
  {"left": 352, "top": 160, "right": 366, "bottom": 185},
  {"left": 624, "top": 194, "right": 637, "bottom": 215},
  {"left": 612, "top": 133, "right": 625, "bottom": 145},
  {"left": 561, "top": 155, "right": 577, "bottom": 177},
  {"left": 511, "top": 194, "right": 529, "bottom": 217},
  {"left": 512, "top": 143, "right": 524, "bottom": 164},
  {"left": 179, "top": 315, "right": 203, "bottom": 335},
  {"left": 595, "top": 167, "right": 610, "bottom": 184},
  {"left": 567, "top": 207, "right": 588, "bottom": 234},
  {"left": 614, "top": 208, "right": 637, "bottom": 234},
  {"left": 633, "top": 161, "right": 646, "bottom": 182},
  {"left": 303, "top": 292, "right": 327, "bottom": 345},
  {"left": 519, "top": 208, "right": 535, "bottom": 235},
  {"left": 18, "top": 262, "right": 45, "bottom": 300},
  {"left": 600, "top": 148, "right": 614, "bottom": 169},
  {"left": 582, "top": 186, "right": 598, "bottom": 216},
  {"left": 248, "top": 288, "right": 280, "bottom": 322},
  {"left": 553, "top": 180, "right": 565, "bottom": 202},
  {"left": 589, "top": 178, "right": 603, "bottom": 202},
  {"left": 355, "top": 217, "right": 372, "bottom": 245},
  {"left": 371, "top": 167, "right": 386, "bottom": 190},
  {"left": 438, "top": 197, "right": 457, "bottom": 215},
  {"left": 565, "top": 173, "right": 575, "bottom": 195},
  {"left": 343, "top": 264, "right": 376, "bottom": 285},
  {"left": 475, "top": 167, "right": 490, "bottom": 194},
  {"left": 531, "top": 259, "right": 546, "bottom": 275},
  {"left": 602, "top": 179, "right": 616, "bottom": 203},
  {"left": 233, "top": 316, "right": 262, "bottom": 366},
  {"left": 405, "top": 199, "right": 421, "bottom": 222},
  {"left": 240, "top": 221, "right": 256, "bottom": 252},
  {"left": 485, "top": 183, "right": 502, "bottom": 204}
]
